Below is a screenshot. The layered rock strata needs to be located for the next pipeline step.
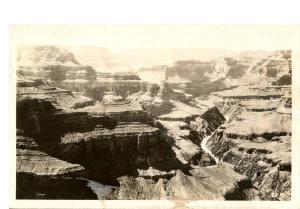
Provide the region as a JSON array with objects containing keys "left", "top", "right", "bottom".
[
  {"left": 58, "top": 122, "right": 186, "bottom": 184},
  {"left": 205, "top": 85, "right": 291, "bottom": 200},
  {"left": 16, "top": 132, "right": 98, "bottom": 199},
  {"left": 15, "top": 47, "right": 292, "bottom": 200}
]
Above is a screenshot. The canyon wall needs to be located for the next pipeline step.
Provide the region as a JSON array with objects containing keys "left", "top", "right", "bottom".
[
  {"left": 15, "top": 46, "right": 292, "bottom": 200},
  {"left": 16, "top": 77, "right": 235, "bottom": 199},
  {"left": 205, "top": 84, "right": 291, "bottom": 200}
]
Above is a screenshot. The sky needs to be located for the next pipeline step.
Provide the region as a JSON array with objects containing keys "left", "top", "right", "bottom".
[
  {"left": 10, "top": 25, "right": 299, "bottom": 72},
  {"left": 10, "top": 25, "right": 299, "bottom": 51}
]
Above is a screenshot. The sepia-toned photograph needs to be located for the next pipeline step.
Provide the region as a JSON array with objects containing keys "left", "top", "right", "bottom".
[{"left": 10, "top": 25, "right": 297, "bottom": 205}]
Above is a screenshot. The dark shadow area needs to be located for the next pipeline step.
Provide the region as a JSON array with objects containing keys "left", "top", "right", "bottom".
[{"left": 16, "top": 173, "right": 98, "bottom": 199}]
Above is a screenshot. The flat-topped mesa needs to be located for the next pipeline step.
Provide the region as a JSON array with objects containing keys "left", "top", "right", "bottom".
[
  {"left": 210, "top": 85, "right": 284, "bottom": 100},
  {"left": 59, "top": 79, "right": 150, "bottom": 100},
  {"left": 223, "top": 111, "right": 291, "bottom": 140},
  {"left": 17, "top": 79, "right": 96, "bottom": 111},
  {"left": 58, "top": 122, "right": 186, "bottom": 184},
  {"left": 208, "top": 84, "right": 291, "bottom": 120},
  {"left": 57, "top": 72, "right": 151, "bottom": 101},
  {"left": 60, "top": 122, "right": 159, "bottom": 144},
  {"left": 73, "top": 100, "right": 152, "bottom": 124},
  {"left": 16, "top": 96, "right": 117, "bottom": 142}
]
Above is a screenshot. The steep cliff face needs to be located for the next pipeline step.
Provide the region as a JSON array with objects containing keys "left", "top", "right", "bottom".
[
  {"left": 16, "top": 82, "right": 183, "bottom": 189},
  {"left": 58, "top": 122, "right": 186, "bottom": 184},
  {"left": 205, "top": 84, "right": 291, "bottom": 200},
  {"left": 155, "top": 104, "right": 226, "bottom": 167},
  {"left": 16, "top": 109, "right": 186, "bottom": 187},
  {"left": 16, "top": 77, "right": 235, "bottom": 199},
  {"left": 17, "top": 97, "right": 116, "bottom": 142},
  {"left": 129, "top": 82, "right": 226, "bottom": 168},
  {"left": 16, "top": 131, "right": 98, "bottom": 199},
  {"left": 207, "top": 131, "right": 291, "bottom": 200}
]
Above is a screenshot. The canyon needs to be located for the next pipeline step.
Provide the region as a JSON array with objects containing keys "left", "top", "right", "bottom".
[{"left": 15, "top": 46, "right": 291, "bottom": 200}]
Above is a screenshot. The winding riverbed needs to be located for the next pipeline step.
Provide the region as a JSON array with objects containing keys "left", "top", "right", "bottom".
[{"left": 200, "top": 130, "right": 219, "bottom": 164}]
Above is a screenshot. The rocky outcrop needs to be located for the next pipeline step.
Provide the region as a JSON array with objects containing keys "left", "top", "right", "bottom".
[
  {"left": 273, "top": 74, "right": 291, "bottom": 86},
  {"left": 205, "top": 85, "right": 292, "bottom": 200},
  {"left": 129, "top": 82, "right": 226, "bottom": 168},
  {"left": 17, "top": 46, "right": 97, "bottom": 82},
  {"left": 16, "top": 77, "right": 235, "bottom": 199},
  {"left": 58, "top": 79, "right": 150, "bottom": 100},
  {"left": 16, "top": 90, "right": 165, "bottom": 197},
  {"left": 137, "top": 167, "right": 176, "bottom": 181},
  {"left": 17, "top": 98, "right": 116, "bottom": 141},
  {"left": 16, "top": 85, "right": 186, "bottom": 185},
  {"left": 166, "top": 60, "right": 215, "bottom": 82},
  {"left": 17, "top": 148, "right": 85, "bottom": 176},
  {"left": 210, "top": 85, "right": 284, "bottom": 100},
  {"left": 208, "top": 133, "right": 291, "bottom": 200},
  {"left": 223, "top": 57, "right": 248, "bottom": 78},
  {"left": 208, "top": 84, "right": 289, "bottom": 120},
  {"left": 73, "top": 100, "right": 152, "bottom": 124},
  {"left": 16, "top": 132, "right": 98, "bottom": 199},
  {"left": 157, "top": 120, "right": 211, "bottom": 166},
  {"left": 115, "top": 163, "right": 252, "bottom": 200},
  {"left": 58, "top": 122, "right": 186, "bottom": 184},
  {"left": 17, "top": 80, "right": 95, "bottom": 111}
]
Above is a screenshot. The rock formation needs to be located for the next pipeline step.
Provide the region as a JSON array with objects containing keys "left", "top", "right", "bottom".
[
  {"left": 15, "top": 46, "right": 292, "bottom": 200},
  {"left": 205, "top": 83, "right": 291, "bottom": 200},
  {"left": 17, "top": 45, "right": 97, "bottom": 83}
]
